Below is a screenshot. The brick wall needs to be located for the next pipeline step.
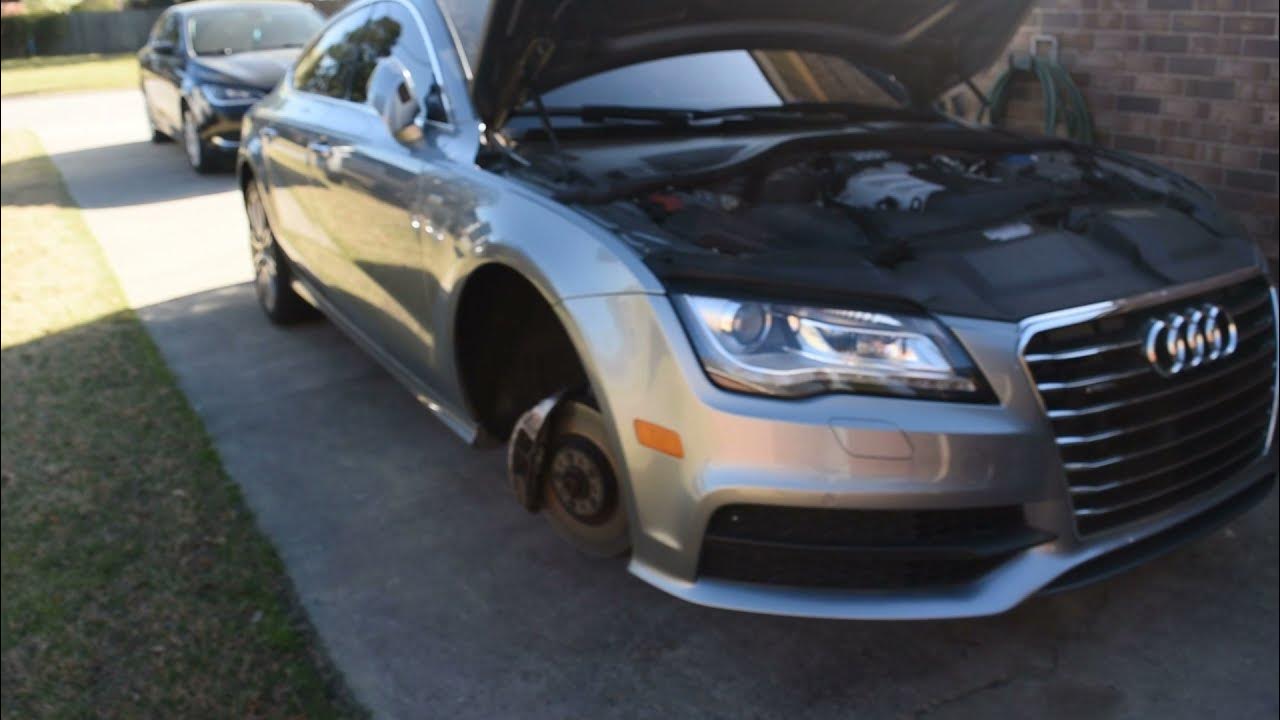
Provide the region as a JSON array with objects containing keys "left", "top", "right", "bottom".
[{"left": 960, "top": 0, "right": 1278, "bottom": 264}]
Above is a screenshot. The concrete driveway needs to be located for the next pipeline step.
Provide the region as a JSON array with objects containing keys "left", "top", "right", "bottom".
[{"left": 3, "top": 90, "right": 1277, "bottom": 720}]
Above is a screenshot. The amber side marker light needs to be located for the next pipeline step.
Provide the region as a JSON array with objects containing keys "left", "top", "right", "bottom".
[{"left": 634, "top": 419, "right": 684, "bottom": 458}]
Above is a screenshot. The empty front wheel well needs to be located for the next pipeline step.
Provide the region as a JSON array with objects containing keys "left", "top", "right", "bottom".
[{"left": 455, "top": 265, "right": 588, "bottom": 441}]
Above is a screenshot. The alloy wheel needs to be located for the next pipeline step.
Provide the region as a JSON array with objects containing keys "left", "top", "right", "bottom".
[
  {"left": 183, "top": 112, "right": 203, "bottom": 169},
  {"left": 246, "top": 186, "right": 278, "bottom": 313}
]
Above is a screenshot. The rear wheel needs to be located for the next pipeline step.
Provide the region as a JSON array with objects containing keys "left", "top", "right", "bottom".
[
  {"left": 182, "top": 108, "right": 212, "bottom": 173},
  {"left": 245, "top": 182, "right": 311, "bottom": 324},
  {"left": 541, "top": 401, "right": 630, "bottom": 557}
]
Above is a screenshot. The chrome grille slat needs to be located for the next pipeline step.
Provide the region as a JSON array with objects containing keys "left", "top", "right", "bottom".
[
  {"left": 1024, "top": 338, "right": 1141, "bottom": 364},
  {"left": 1061, "top": 395, "right": 1271, "bottom": 471},
  {"left": 1069, "top": 431, "right": 1261, "bottom": 494},
  {"left": 1021, "top": 273, "right": 1277, "bottom": 536},
  {"left": 1072, "top": 444, "right": 1262, "bottom": 517},
  {"left": 1035, "top": 365, "right": 1151, "bottom": 392},
  {"left": 1054, "top": 375, "right": 1274, "bottom": 446},
  {"left": 1229, "top": 291, "right": 1270, "bottom": 317},
  {"left": 1237, "top": 316, "right": 1275, "bottom": 343},
  {"left": 1045, "top": 347, "right": 1275, "bottom": 420}
]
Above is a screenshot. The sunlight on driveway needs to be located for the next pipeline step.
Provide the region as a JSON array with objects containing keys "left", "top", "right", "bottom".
[{"left": 2, "top": 90, "right": 251, "bottom": 309}]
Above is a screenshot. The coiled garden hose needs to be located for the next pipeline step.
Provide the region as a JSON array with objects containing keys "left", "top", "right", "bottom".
[{"left": 981, "top": 55, "right": 1095, "bottom": 145}]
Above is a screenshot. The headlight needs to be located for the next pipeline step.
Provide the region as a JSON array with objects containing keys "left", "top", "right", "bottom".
[
  {"left": 201, "top": 84, "right": 264, "bottom": 104},
  {"left": 673, "top": 294, "right": 993, "bottom": 402}
]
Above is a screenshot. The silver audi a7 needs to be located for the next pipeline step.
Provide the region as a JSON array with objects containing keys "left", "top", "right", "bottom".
[{"left": 238, "top": 0, "right": 1279, "bottom": 619}]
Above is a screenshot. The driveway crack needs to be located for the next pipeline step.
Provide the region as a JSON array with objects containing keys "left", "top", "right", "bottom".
[{"left": 911, "top": 646, "right": 1061, "bottom": 719}]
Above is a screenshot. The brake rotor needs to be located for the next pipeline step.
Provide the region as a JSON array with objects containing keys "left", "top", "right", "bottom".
[
  {"left": 540, "top": 401, "right": 630, "bottom": 557},
  {"left": 547, "top": 436, "right": 617, "bottom": 526}
]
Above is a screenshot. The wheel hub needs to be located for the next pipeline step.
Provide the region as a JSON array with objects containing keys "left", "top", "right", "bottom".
[{"left": 548, "top": 437, "right": 616, "bottom": 526}]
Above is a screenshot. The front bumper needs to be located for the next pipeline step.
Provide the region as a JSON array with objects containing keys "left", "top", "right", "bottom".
[
  {"left": 560, "top": 279, "right": 1278, "bottom": 620},
  {"left": 189, "top": 91, "right": 253, "bottom": 152},
  {"left": 631, "top": 458, "right": 1274, "bottom": 619}
]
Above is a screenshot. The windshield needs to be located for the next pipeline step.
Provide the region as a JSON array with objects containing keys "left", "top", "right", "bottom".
[
  {"left": 188, "top": 6, "right": 323, "bottom": 56},
  {"left": 539, "top": 50, "right": 907, "bottom": 113}
]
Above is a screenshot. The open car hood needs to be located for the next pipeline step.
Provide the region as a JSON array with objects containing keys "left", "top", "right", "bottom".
[{"left": 471, "top": 0, "right": 1033, "bottom": 129}]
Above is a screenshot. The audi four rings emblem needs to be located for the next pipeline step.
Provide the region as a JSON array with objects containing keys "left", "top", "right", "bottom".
[{"left": 1143, "top": 304, "right": 1239, "bottom": 377}]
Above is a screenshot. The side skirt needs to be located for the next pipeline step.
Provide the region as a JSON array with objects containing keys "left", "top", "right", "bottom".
[{"left": 288, "top": 275, "right": 481, "bottom": 445}]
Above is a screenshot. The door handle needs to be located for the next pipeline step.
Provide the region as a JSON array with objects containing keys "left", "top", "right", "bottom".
[
  {"left": 260, "top": 126, "right": 279, "bottom": 138},
  {"left": 307, "top": 140, "right": 333, "bottom": 158}
]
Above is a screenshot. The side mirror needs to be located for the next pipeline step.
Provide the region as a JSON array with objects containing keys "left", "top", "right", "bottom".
[
  {"left": 368, "top": 57, "right": 422, "bottom": 141},
  {"left": 152, "top": 41, "right": 176, "bottom": 56},
  {"left": 423, "top": 81, "right": 448, "bottom": 125}
]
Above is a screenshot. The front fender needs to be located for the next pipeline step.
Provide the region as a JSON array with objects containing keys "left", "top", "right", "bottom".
[
  {"left": 439, "top": 168, "right": 663, "bottom": 303},
  {"left": 430, "top": 166, "right": 664, "bottom": 409}
]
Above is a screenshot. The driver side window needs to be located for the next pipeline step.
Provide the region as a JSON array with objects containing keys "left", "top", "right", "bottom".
[
  {"left": 152, "top": 13, "right": 179, "bottom": 45},
  {"left": 368, "top": 2, "right": 437, "bottom": 94},
  {"left": 355, "top": 3, "right": 439, "bottom": 109},
  {"left": 292, "top": 9, "right": 372, "bottom": 100}
]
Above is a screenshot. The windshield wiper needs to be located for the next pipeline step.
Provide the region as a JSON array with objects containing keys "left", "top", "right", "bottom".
[{"left": 197, "top": 41, "right": 303, "bottom": 56}]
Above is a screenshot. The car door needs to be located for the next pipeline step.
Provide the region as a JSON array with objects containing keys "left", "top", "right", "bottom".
[
  {"left": 140, "top": 11, "right": 183, "bottom": 134},
  {"left": 260, "top": 6, "right": 373, "bottom": 289},
  {"left": 312, "top": 1, "right": 445, "bottom": 384}
]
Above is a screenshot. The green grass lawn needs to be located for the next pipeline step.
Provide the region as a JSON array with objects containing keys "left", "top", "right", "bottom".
[
  {"left": 0, "top": 130, "right": 361, "bottom": 718},
  {"left": 0, "top": 53, "right": 138, "bottom": 97}
]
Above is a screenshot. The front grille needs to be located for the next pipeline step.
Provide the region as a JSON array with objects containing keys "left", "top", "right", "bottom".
[
  {"left": 1023, "top": 274, "right": 1278, "bottom": 536},
  {"left": 698, "top": 505, "right": 1051, "bottom": 590}
]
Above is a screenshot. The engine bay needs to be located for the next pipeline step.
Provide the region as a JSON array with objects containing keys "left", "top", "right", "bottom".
[
  {"left": 560, "top": 139, "right": 1247, "bottom": 262},
  {"left": 621, "top": 147, "right": 1106, "bottom": 256},
  {"left": 500, "top": 127, "right": 1258, "bottom": 319}
]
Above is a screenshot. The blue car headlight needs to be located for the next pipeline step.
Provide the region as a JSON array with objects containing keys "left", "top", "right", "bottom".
[{"left": 200, "top": 84, "right": 265, "bottom": 105}]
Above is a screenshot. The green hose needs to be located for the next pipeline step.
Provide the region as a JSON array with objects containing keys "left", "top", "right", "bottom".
[{"left": 982, "top": 56, "right": 1094, "bottom": 144}]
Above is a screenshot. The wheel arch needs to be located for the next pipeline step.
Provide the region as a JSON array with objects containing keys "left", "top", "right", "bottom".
[{"left": 452, "top": 261, "right": 603, "bottom": 442}]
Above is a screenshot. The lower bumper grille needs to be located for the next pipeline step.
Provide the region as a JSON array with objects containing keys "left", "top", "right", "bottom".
[
  {"left": 1023, "top": 274, "right": 1278, "bottom": 536},
  {"left": 698, "top": 505, "right": 1050, "bottom": 590},
  {"left": 1044, "top": 470, "right": 1277, "bottom": 594}
]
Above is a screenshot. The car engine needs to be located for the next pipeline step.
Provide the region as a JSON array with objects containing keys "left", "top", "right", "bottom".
[{"left": 596, "top": 147, "right": 1115, "bottom": 259}]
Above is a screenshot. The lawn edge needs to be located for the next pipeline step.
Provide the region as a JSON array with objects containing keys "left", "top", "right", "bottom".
[{"left": 1, "top": 129, "right": 369, "bottom": 719}]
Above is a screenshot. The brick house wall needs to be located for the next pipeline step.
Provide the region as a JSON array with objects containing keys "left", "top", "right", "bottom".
[{"left": 959, "top": 0, "right": 1278, "bottom": 265}]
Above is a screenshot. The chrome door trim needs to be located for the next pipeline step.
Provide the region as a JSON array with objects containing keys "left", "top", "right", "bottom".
[{"left": 431, "top": 0, "right": 474, "bottom": 81}]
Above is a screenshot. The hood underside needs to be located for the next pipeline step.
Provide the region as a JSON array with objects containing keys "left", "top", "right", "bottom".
[{"left": 472, "top": 0, "right": 1033, "bottom": 128}]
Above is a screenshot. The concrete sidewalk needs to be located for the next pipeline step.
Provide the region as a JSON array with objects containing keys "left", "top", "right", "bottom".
[{"left": 4, "top": 90, "right": 1277, "bottom": 720}]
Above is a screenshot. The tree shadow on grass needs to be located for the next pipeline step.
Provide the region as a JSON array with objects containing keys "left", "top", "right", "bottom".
[{"left": 0, "top": 301, "right": 362, "bottom": 716}]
